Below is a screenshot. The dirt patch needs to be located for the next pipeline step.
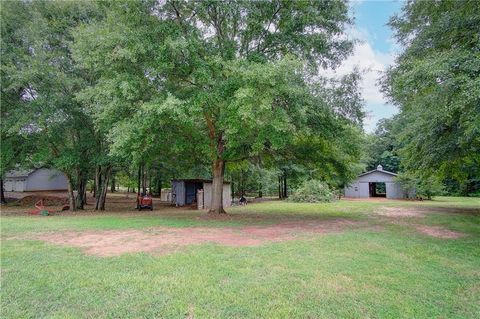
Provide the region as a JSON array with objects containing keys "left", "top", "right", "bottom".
[
  {"left": 375, "top": 206, "right": 426, "bottom": 218},
  {"left": 24, "top": 219, "right": 361, "bottom": 257},
  {"left": 18, "top": 195, "right": 68, "bottom": 206},
  {"left": 420, "top": 206, "right": 480, "bottom": 216},
  {"left": 416, "top": 226, "right": 465, "bottom": 239}
]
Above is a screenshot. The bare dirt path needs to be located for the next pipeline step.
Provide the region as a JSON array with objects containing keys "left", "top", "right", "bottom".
[
  {"left": 24, "top": 219, "right": 362, "bottom": 257},
  {"left": 3, "top": 195, "right": 474, "bottom": 256},
  {"left": 373, "top": 206, "right": 470, "bottom": 239},
  {"left": 416, "top": 226, "right": 465, "bottom": 239}
]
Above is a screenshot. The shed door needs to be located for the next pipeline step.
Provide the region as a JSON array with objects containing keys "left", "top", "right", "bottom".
[{"left": 185, "top": 182, "right": 203, "bottom": 205}]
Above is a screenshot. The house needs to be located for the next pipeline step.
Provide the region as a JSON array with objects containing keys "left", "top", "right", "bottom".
[
  {"left": 171, "top": 179, "right": 231, "bottom": 209},
  {"left": 344, "top": 165, "right": 408, "bottom": 199},
  {"left": 3, "top": 168, "right": 68, "bottom": 192}
]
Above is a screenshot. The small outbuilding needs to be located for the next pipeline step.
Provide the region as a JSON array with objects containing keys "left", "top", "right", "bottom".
[
  {"left": 171, "top": 179, "right": 231, "bottom": 209},
  {"left": 3, "top": 168, "right": 68, "bottom": 192},
  {"left": 344, "top": 165, "right": 407, "bottom": 199}
]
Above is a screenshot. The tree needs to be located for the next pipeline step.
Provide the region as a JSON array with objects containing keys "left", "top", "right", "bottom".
[
  {"left": 364, "top": 117, "right": 401, "bottom": 173},
  {"left": 383, "top": 0, "right": 480, "bottom": 193},
  {"left": 0, "top": 0, "right": 103, "bottom": 210},
  {"left": 395, "top": 172, "right": 444, "bottom": 200},
  {"left": 73, "top": 0, "right": 355, "bottom": 214}
]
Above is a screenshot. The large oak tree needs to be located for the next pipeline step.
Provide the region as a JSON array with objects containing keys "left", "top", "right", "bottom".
[{"left": 73, "top": 0, "right": 356, "bottom": 214}]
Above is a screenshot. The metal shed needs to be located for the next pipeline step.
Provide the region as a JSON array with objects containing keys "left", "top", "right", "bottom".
[
  {"left": 3, "top": 168, "right": 68, "bottom": 192},
  {"left": 171, "top": 179, "right": 231, "bottom": 209},
  {"left": 344, "top": 165, "right": 408, "bottom": 199}
]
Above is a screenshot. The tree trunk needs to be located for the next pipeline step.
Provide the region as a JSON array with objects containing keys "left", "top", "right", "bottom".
[
  {"left": 278, "top": 175, "right": 283, "bottom": 199},
  {"left": 142, "top": 165, "right": 147, "bottom": 194},
  {"left": 258, "top": 179, "right": 262, "bottom": 198},
  {"left": 0, "top": 178, "right": 7, "bottom": 204},
  {"left": 110, "top": 174, "right": 115, "bottom": 192},
  {"left": 98, "top": 168, "right": 111, "bottom": 210},
  {"left": 75, "top": 171, "right": 86, "bottom": 210},
  {"left": 240, "top": 169, "right": 245, "bottom": 196},
  {"left": 148, "top": 171, "right": 152, "bottom": 194},
  {"left": 157, "top": 177, "right": 162, "bottom": 198},
  {"left": 137, "top": 164, "right": 142, "bottom": 195},
  {"left": 67, "top": 175, "right": 76, "bottom": 211},
  {"left": 209, "top": 158, "right": 226, "bottom": 214},
  {"left": 283, "top": 173, "right": 287, "bottom": 198},
  {"left": 94, "top": 166, "right": 101, "bottom": 199},
  {"left": 95, "top": 165, "right": 112, "bottom": 211}
]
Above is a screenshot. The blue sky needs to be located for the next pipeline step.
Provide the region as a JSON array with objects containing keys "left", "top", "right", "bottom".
[
  {"left": 354, "top": 0, "right": 403, "bottom": 53},
  {"left": 337, "top": 0, "right": 404, "bottom": 132}
]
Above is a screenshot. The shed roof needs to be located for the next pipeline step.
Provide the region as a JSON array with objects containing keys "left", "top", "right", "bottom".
[{"left": 358, "top": 165, "right": 397, "bottom": 177}]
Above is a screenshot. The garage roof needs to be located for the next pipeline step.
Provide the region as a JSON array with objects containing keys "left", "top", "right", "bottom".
[{"left": 5, "top": 169, "right": 35, "bottom": 178}]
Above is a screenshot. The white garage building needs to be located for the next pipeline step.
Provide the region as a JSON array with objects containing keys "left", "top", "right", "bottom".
[
  {"left": 344, "top": 165, "right": 407, "bottom": 199},
  {"left": 3, "top": 168, "right": 68, "bottom": 192}
]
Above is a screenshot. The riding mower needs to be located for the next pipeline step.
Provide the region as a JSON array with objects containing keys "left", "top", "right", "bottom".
[{"left": 137, "top": 193, "right": 153, "bottom": 211}]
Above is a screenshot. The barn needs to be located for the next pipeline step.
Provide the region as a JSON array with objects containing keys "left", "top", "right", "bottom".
[
  {"left": 344, "top": 165, "right": 408, "bottom": 199},
  {"left": 171, "top": 179, "right": 232, "bottom": 209},
  {"left": 3, "top": 168, "right": 68, "bottom": 192}
]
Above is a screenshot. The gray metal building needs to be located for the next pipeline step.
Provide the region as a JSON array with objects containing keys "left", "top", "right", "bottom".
[
  {"left": 3, "top": 168, "right": 68, "bottom": 192},
  {"left": 344, "top": 165, "right": 407, "bottom": 199},
  {"left": 171, "top": 179, "right": 231, "bottom": 209}
]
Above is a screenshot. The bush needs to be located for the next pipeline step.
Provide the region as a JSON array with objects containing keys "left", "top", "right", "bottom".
[
  {"left": 395, "top": 172, "right": 444, "bottom": 200},
  {"left": 289, "top": 180, "right": 336, "bottom": 203}
]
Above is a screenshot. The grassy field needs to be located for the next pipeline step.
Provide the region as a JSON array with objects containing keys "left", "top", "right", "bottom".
[{"left": 1, "top": 196, "right": 479, "bottom": 318}]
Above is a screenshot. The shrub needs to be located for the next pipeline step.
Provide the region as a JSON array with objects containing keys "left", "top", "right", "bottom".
[
  {"left": 395, "top": 172, "right": 444, "bottom": 200},
  {"left": 289, "top": 180, "right": 336, "bottom": 203}
]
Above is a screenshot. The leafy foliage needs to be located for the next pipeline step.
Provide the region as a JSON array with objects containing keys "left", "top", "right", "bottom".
[
  {"left": 383, "top": 0, "right": 480, "bottom": 190},
  {"left": 364, "top": 117, "right": 401, "bottom": 173},
  {"left": 71, "top": 0, "right": 362, "bottom": 212},
  {"left": 288, "top": 179, "right": 336, "bottom": 203},
  {"left": 0, "top": 0, "right": 109, "bottom": 209},
  {"left": 395, "top": 172, "right": 444, "bottom": 200}
]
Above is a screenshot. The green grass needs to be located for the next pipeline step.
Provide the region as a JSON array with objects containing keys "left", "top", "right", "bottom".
[
  {"left": 1, "top": 197, "right": 479, "bottom": 318},
  {"left": 1, "top": 213, "right": 247, "bottom": 236}
]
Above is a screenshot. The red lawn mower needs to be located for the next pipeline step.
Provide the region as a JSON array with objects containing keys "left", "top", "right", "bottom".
[{"left": 137, "top": 193, "right": 153, "bottom": 211}]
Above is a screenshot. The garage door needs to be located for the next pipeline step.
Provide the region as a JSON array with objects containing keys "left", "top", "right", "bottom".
[
  {"left": 14, "top": 180, "right": 24, "bottom": 192},
  {"left": 4, "top": 180, "right": 14, "bottom": 192}
]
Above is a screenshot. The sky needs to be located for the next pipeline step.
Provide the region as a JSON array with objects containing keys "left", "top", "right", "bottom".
[{"left": 332, "top": 0, "right": 404, "bottom": 132}]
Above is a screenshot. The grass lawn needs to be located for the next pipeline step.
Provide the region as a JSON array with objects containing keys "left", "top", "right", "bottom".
[{"left": 1, "top": 196, "right": 479, "bottom": 318}]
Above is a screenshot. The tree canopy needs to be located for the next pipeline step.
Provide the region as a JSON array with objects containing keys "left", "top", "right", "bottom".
[
  {"left": 3, "top": 0, "right": 478, "bottom": 206},
  {"left": 71, "top": 0, "right": 364, "bottom": 213},
  {"left": 383, "top": 0, "right": 480, "bottom": 190}
]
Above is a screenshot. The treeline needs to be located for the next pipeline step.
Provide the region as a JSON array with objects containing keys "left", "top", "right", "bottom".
[
  {"left": 1, "top": 0, "right": 478, "bottom": 211},
  {"left": 366, "top": 0, "right": 480, "bottom": 197},
  {"left": 1, "top": 0, "right": 365, "bottom": 212}
]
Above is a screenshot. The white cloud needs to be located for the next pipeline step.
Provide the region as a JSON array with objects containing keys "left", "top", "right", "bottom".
[
  {"left": 337, "top": 41, "right": 393, "bottom": 104},
  {"left": 330, "top": 27, "right": 395, "bottom": 103},
  {"left": 325, "top": 27, "right": 398, "bottom": 132}
]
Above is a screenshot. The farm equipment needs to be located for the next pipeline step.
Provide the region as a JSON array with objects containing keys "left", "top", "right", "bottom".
[
  {"left": 137, "top": 194, "right": 153, "bottom": 211},
  {"left": 29, "top": 199, "right": 51, "bottom": 215},
  {"left": 28, "top": 198, "right": 69, "bottom": 215}
]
